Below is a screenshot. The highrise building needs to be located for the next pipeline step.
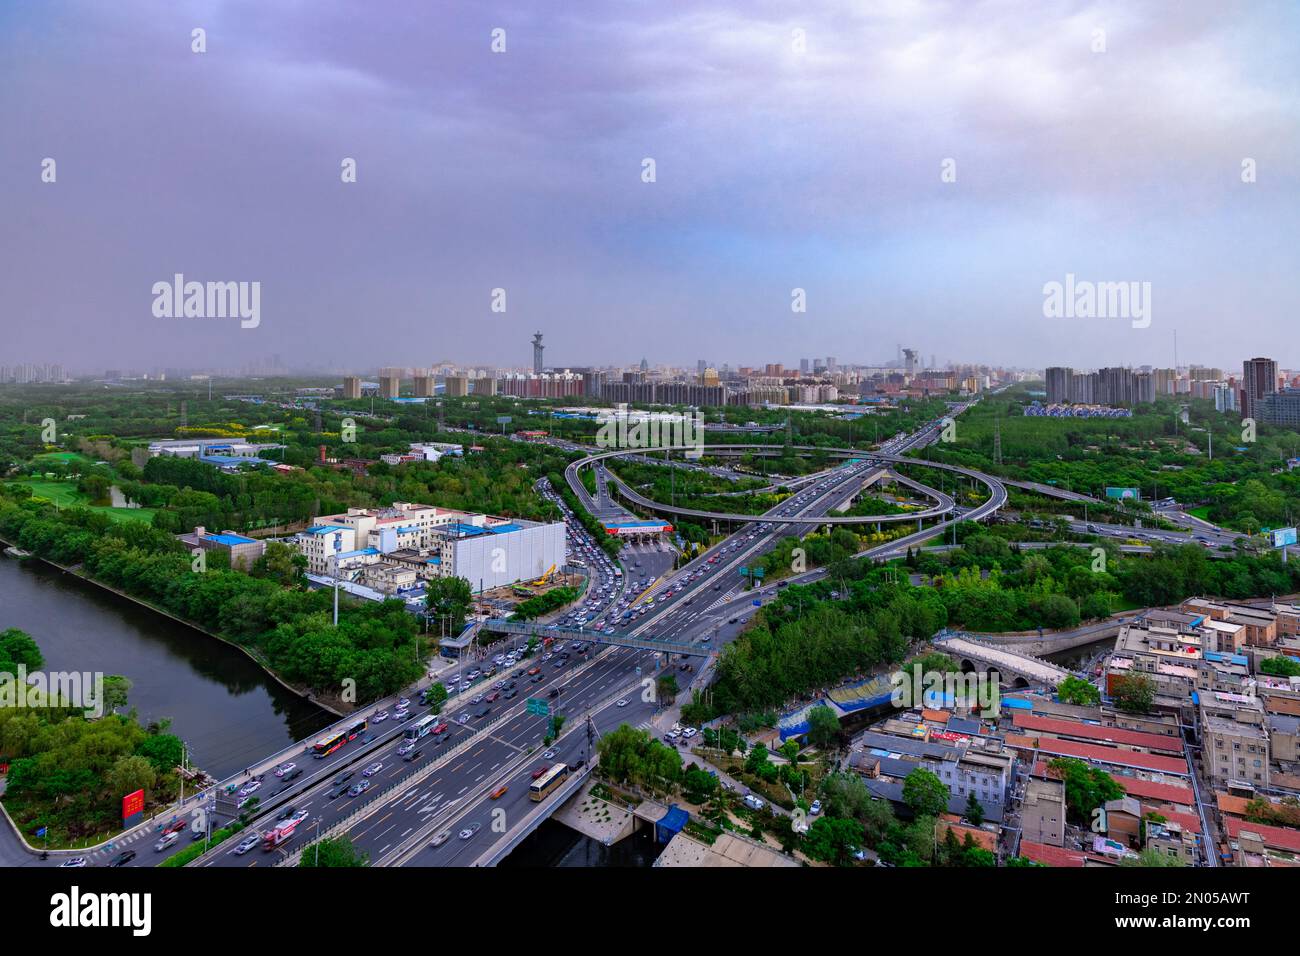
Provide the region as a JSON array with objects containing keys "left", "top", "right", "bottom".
[
  {"left": 379, "top": 370, "right": 402, "bottom": 399},
  {"left": 1241, "top": 357, "right": 1278, "bottom": 421},
  {"left": 412, "top": 373, "right": 435, "bottom": 397},
  {"left": 343, "top": 376, "right": 361, "bottom": 399},
  {"left": 444, "top": 375, "right": 469, "bottom": 397},
  {"left": 1045, "top": 366, "right": 1072, "bottom": 404}
]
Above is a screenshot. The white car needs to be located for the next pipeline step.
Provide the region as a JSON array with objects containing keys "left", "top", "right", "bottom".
[
  {"left": 362, "top": 762, "right": 384, "bottom": 777},
  {"left": 682, "top": 727, "right": 698, "bottom": 739},
  {"left": 290, "top": 810, "right": 309, "bottom": 825},
  {"left": 274, "top": 762, "right": 296, "bottom": 778},
  {"left": 59, "top": 857, "right": 88, "bottom": 868},
  {"left": 373, "top": 710, "right": 389, "bottom": 723},
  {"left": 616, "top": 698, "right": 629, "bottom": 707},
  {"left": 234, "top": 835, "right": 260, "bottom": 855}
]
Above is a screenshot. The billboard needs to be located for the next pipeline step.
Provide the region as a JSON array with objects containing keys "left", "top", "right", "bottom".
[
  {"left": 1271, "top": 527, "right": 1297, "bottom": 549},
  {"left": 122, "top": 789, "right": 145, "bottom": 826},
  {"left": 1105, "top": 487, "right": 1141, "bottom": 500}
]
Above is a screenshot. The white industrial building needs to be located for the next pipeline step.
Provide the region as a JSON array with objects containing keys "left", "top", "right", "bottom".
[{"left": 294, "top": 501, "right": 564, "bottom": 593}]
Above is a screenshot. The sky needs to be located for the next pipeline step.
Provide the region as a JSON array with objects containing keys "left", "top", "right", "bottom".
[{"left": 2, "top": 0, "right": 1298, "bottom": 373}]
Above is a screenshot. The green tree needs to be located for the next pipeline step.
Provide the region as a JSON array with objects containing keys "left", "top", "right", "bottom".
[
  {"left": 803, "top": 816, "right": 865, "bottom": 866},
  {"left": 807, "top": 705, "right": 841, "bottom": 751},
  {"left": 299, "top": 835, "right": 368, "bottom": 867},
  {"left": 425, "top": 576, "right": 473, "bottom": 636},
  {"left": 1049, "top": 757, "right": 1124, "bottom": 823},
  {"left": 965, "top": 791, "right": 985, "bottom": 827},
  {"left": 1111, "top": 673, "right": 1156, "bottom": 714},
  {"left": 902, "top": 768, "right": 950, "bottom": 819},
  {"left": 1057, "top": 675, "right": 1101, "bottom": 707}
]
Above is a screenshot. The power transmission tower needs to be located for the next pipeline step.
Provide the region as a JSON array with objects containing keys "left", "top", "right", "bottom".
[{"left": 993, "top": 417, "right": 1002, "bottom": 466}]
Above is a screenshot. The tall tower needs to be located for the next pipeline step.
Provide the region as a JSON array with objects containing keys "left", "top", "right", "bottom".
[{"left": 532, "top": 332, "right": 544, "bottom": 375}]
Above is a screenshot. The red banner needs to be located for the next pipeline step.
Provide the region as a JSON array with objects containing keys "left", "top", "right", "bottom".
[{"left": 122, "top": 789, "right": 144, "bottom": 820}]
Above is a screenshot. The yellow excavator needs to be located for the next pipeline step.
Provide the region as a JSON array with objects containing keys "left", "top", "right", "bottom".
[{"left": 529, "top": 564, "right": 557, "bottom": 587}]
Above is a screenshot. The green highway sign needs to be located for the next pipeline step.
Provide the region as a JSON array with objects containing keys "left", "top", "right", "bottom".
[{"left": 526, "top": 698, "right": 549, "bottom": 717}]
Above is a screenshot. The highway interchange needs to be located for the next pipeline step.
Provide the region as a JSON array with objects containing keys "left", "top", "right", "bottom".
[{"left": 32, "top": 399, "right": 1246, "bottom": 869}]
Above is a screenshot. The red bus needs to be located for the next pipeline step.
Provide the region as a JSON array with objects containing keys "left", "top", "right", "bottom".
[{"left": 311, "top": 717, "right": 368, "bottom": 759}]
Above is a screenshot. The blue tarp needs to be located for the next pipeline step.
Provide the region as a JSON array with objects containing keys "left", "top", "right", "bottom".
[{"left": 655, "top": 805, "right": 689, "bottom": 843}]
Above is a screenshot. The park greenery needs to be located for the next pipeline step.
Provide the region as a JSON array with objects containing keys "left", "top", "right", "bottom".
[
  {"left": 927, "top": 386, "right": 1300, "bottom": 535},
  {"left": 0, "top": 629, "right": 187, "bottom": 846}
]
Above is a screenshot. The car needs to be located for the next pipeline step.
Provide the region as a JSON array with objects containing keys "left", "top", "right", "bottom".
[
  {"left": 397, "top": 741, "right": 416, "bottom": 756},
  {"left": 503, "top": 688, "right": 518, "bottom": 699},
  {"left": 485, "top": 691, "right": 500, "bottom": 703},
  {"left": 108, "top": 850, "right": 136, "bottom": 867},
  {"left": 403, "top": 748, "right": 423, "bottom": 762},
  {"left": 348, "top": 780, "right": 371, "bottom": 797},
  {"left": 457, "top": 713, "right": 471, "bottom": 724},
  {"left": 154, "top": 832, "right": 180, "bottom": 852},
  {"left": 475, "top": 706, "right": 491, "bottom": 719},
  {"left": 528, "top": 666, "right": 541, "bottom": 675},
  {"left": 682, "top": 727, "right": 697, "bottom": 738},
  {"left": 530, "top": 673, "right": 543, "bottom": 683},
  {"left": 615, "top": 698, "right": 629, "bottom": 707},
  {"left": 531, "top": 765, "right": 551, "bottom": 779},
  {"left": 373, "top": 710, "right": 389, "bottom": 723},
  {"left": 542, "top": 749, "right": 557, "bottom": 759},
  {"left": 59, "top": 857, "right": 88, "bottom": 868},
  {"left": 333, "top": 771, "right": 354, "bottom": 786},
  {"left": 431, "top": 722, "right": 448, "bottom": 734},
  {"left": 458, "top": 822, "right": 482, "bottom": 840},
  {"left": 394, "top": 709, "right": 411, "bottom": 721},
  {"left": 276, "top": 805, "right": 298, "bottom": 821},
  {"left": 163, "top": 818, "right": 188, "bottom": 835},
  {"left": 810, "top": 799, "right": 822, "bottom": 815},
  {"left": 363, "top": 761, "right": 384, "bottom": 777},
  {"left": 430, "top": 829, "right": 452, "bottom": 847},
  {"left": 233, "top": 836, "right": 260, "bottom": 855},
  {"left": 489, "top": 785, "right": 509, "bottom": 799},
  {"left": 274, "top": 762, "right": 296, "bottom": 777},
  {"left": 238, "top": 780, "right": 262, "bottom": 798},
  {"left": 280, "top": 766, "right": 304, "bottom": 784},
  {"left": 290, "top": 810, "right": 310, "bottom": 825}
]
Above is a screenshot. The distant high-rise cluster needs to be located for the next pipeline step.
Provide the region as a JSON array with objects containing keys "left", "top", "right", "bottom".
[
  {"left": 1045, "top": 357, "right": 1295, "bottom": 425},
  {"left": 1, "top": 363, "right": 65, "bottom": 384}
]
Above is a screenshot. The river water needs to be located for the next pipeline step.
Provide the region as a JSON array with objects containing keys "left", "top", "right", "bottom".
[{"left": 0, "top": 555, "right": 332, "bottom": 779}]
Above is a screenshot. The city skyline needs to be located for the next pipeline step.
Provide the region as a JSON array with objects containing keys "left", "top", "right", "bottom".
[{"left": 4, "top": 1, "right": 1299, "bottom": 370}]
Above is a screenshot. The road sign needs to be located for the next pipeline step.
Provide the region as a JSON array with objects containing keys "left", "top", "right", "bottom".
[
  {"left": 496, "top": 416, "right": 512, "bottom": 425},
  {"left": 1105, "top": 487, "right": 1140, "bottom": 500},
  {"left": 526, "top": 698, "right": 549, "bottom": 717},
  {"left": 1271, "top": 527, "right": 1297, "bottom": 548}
]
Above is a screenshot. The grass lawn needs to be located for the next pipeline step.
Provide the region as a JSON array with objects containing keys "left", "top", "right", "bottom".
[
  {"left": 12, "top": 478, "right": 156, "bottom": 524},
  {"left": 33, "top": 451, "right": 93, "bottom": 465},
  {"left": 1188, "top": 506, "right": 1213, "bottom": 520}
]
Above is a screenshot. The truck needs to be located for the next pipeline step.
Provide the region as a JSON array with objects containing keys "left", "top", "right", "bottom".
[{"left": 262, "top": 819, "right": 299, "bottom": 852}]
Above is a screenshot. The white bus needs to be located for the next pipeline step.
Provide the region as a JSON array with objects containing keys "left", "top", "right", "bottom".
[{"left": 404, "top": 714, "right": 439, "bottom": 741}]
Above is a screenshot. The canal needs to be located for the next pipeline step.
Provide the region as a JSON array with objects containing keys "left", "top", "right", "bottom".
[{"left": 0, "top": 554, "right": 333, "bottom": 779}]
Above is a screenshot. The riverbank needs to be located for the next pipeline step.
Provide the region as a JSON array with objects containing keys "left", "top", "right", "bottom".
[{"left": 0, "top": 536, "right": 343, "bottom": 719}]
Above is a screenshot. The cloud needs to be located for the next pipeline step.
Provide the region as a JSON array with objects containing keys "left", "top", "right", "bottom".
[{"left": 1, "top": 0, "right": 1297, "bottom": 371}]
